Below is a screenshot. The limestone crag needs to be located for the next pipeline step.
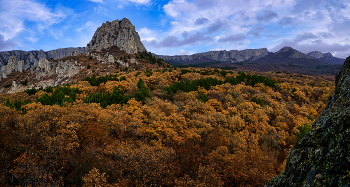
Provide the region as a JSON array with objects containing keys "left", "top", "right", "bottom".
[
  {"left": 1, "top": 56, "right": 25, "bottom": 80},
  {"left": 265, "top": 56, "right": 350, "bottom": 186},
  {"left": 0, "top": 47, "right": 85, "bottom": 69},
  {"left": 156, "top": 48, "right": 269, "bottom": 64},
  {"left": 1, "top": 58, "right": 84, "bottom": 94},
  {"left": 89, "top": 52, "right": 132, "bottom": 67},
  {"left": 0, "top": 48, "right": 85, "bottom": 81},
  {"left": 86, "top": 18, "right": 146, "bottom": 54},
  {"left": 34, "top": 59, "right": 82, "bottom": 83}
]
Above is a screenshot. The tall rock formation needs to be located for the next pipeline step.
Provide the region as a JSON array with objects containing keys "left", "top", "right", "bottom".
[
  {"left": 85, "top": 18, "right": 146, "bottom": 54},
  {"left": 156, "top": 48, "right": 269, "bottom": 65},
  {"left": 265, "top": 56, "right": 350, "bottom": 186}
]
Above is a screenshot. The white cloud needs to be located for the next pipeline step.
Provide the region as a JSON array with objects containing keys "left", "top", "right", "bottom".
[
  {"left": 87, "top": 0, "right": 104, "bottom": 3},
  {"left": 93, "top": 6, "right": 109, "bottom": 15},
  {"left": 163, "top": 0, "right": 197, "bottom": 18},
  {"left": 25, "top": 37, "right": 39, "bottom": 43},
  {"left": 0, "top": 0, "right": 72, "bottom": 40},
  {"left": 76, "top": 21, "right": 94, "bottom": 32},
  {"left": 126, "top": 0, "right": 151, "bottom": 4},
  {"left": 0, "top": 34, "right": 16, "bottom": 51},
  {"left": 153, "top": 0, "right": 350, "bottom": 57}
]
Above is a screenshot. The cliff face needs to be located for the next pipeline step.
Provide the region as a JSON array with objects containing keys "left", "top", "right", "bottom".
[
  {"left": 266, "top": 56, "right": 350, "bottom": 187},
  {"left": 156, "top": 48, "right": 269, "bottom": 64},
  {"left": 86, "top": 18, "right": 146, "bottom": 54},
  {"left": 1, "top": 56, "right": 25, "bottom": 79},
  {"left": 0, "top": 47, "right": 85, "bottom": 80},
  {"left": 0, "top": 47, "right": 85, "bottom": 68}
]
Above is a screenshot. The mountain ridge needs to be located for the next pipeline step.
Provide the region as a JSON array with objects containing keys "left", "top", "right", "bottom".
[
  {"left": 0, "top": 47, "right": 85, "bottom": 69},
  {"left": 156, "top": 48, "right": 269, "bottom": 65}
]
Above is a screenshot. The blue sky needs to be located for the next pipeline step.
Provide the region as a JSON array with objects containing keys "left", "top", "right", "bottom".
[{"left": 1, "top": 0, "right": 350, "bottom": 58}]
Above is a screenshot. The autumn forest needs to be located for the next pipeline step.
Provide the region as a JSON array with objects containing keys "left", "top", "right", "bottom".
[{"left": 0, "top": 57, "right": 335, "bottom": 186}]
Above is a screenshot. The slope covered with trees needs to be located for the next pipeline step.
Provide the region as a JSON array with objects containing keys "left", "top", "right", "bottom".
[{"left": 0, "top": 67, "right": 335, "bottom": 186}]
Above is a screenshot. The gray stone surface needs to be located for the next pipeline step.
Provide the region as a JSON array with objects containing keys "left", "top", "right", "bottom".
[
  {"left": 1, "top": 56, "right": 25, "bottom": 79},
  {"left": 0, "top": 47, "right": 85, "bottom": 80},
  {"left": 35, "top": 59, "right": 81, "bottom": 81},
  {"left": 86, "top": 18, "right": 146, "bottom": 54},
  {"left": 265, "top": 56, "right": 350, "bottom": 187},
  {"left": 307, "top": 51, "right": 324, "bottom": 59}
]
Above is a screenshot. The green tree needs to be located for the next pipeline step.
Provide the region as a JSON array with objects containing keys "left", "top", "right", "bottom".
[
  {"left": 134, "top": 78, "right": 151, "bottom": 104},
  {"left": 294, "top": 123, "right": 312, "bottom": 141}
]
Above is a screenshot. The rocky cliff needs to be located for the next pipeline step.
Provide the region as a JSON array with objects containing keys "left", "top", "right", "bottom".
[
  {"left": 0, "top": 47, "right": 85, "bottom": 80},
  {"left": 156, "top": 48, "right": 269, "bottom": 65},
  {"left": 0, "top": 47, "right": 85, "bottom": 68},
  {"left": 308, "top": 51, "right": 345, "bottom": 65},
  {"left": 265, "top": 56, "right": 350, "bottom": 186},
  {"left": 86, "top": 18, "right": 146, "bottom": 54},
  {"left": 1, "top": 56, "right": 25, "bottom": 79}
]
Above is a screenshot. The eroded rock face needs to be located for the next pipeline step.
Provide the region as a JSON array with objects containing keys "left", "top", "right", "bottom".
[
  {"left": 86, "top": 18, "right": 146, "bottom": 54},
  {"left": 265, "top": 56, "right": 350, "bottom": 187},
  {"left": 0, "top": 47, "right": 85, "bottom": 69},
  {"left": 34, "top": 59, "right": 81, "bottom": 82},
  {"left": 1, "top": 56, "right": 25, "bottom": 80}
]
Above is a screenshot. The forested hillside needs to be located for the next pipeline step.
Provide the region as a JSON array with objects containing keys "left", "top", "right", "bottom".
[{"left": 0, "top": 67, "right": 335, "bottom": 186}]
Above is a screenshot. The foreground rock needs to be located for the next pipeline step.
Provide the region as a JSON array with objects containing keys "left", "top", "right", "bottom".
[
  {"left": 86, "top": 18, "right": 146, "bottom": 54},
  {"left": 265, "top": 56, "right": 350, "bottom": 186}
]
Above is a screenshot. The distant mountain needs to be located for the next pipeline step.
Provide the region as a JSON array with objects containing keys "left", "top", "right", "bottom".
[
  {"left": 156, "top": 48, "right": 269, "bottom": 65},
  {"left": 307, "top": 51, "right": 345, "bottom": 65},
  {"left": 274, "top": 46, "right": 314, "bottom": 59},
  {"left": 156, "top": 46, "right": 343, "bottom": 76},
  {"left": 241, "top": 47, "right": 342, "bottom": 75}
]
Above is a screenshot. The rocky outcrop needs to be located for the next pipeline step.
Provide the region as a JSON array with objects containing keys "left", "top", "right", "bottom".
[
  {"left": 265, "top": 56, "right": 350, "bottom": 186},
  {"left": 86, "top": 18, "right": 146, "bottom": 54},
  {"left": 0, "top": 47, "right": 85, "bottom": 80},
  {"left": 307, "top": 51, "right": 345, "bottom": 65},
  {"left": 307, "top": 51, "right": 324, "bottom": 59},
  {"left": 34, "top": 59, "right": 81, "bottom": 83},
  {"left": 1, "top": 56, "right": 25, "bottom": 79},
  {"left": 156, "top": 48, "right": 269, "bottom": 65}
]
